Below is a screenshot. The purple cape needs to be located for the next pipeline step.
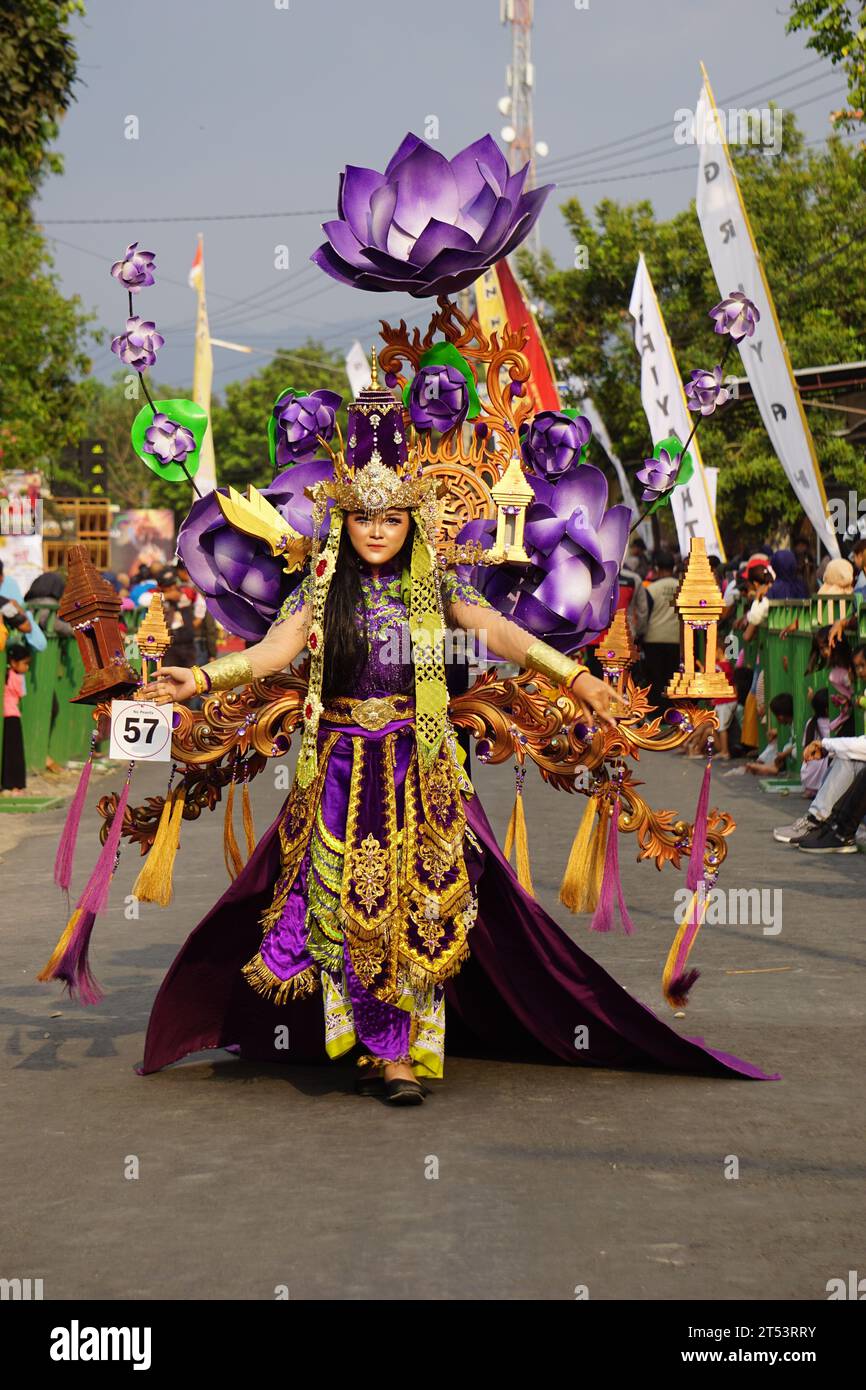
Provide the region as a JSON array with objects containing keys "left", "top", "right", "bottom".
[{"left": 139, "top": 793, "right": 778, "bottom": 1081}]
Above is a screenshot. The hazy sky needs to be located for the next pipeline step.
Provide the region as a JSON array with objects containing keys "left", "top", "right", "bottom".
[{"left": 35, "top": 0, "right": 846, "bottom": 391}]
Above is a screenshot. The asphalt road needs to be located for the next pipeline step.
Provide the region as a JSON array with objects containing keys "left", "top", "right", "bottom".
[{"left": 2, "top": 749, "right": 863, "bottom": 1300}]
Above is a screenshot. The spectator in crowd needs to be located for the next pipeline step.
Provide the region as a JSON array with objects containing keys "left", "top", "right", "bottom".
[
  {"left": 626, "top": 535, "right": 650, "bottom": 579},
  {"left": 0, "top": 558, "right": 25, "bottom": 605},
  {"left": 157, "top": 567, "right": 202, "bottom": 669},
  {"left": 1, "top": 644, "right": 31, "bottom": 794},
  {"left": 0, "top": 595, "right": 46, "bottom": 653},
  {"left": 806, "top": 625, "right": 855, "bottom": 734},
  {"left": 796, "top": 762, "right": 866, "bottom": 853},
  {"left": 642, "top": 549, "right": 680, "bottom": 709},
  {"left": 767, "top": 548, "right": 808, "bottom": 600},
  {"left": 798, "top": 687, "right": 831, "bottom": 797},
  {"left": 744, "top": 692, "right": 794, "bottom": 776},
  {"left": 851, "top": 536, "right": 866, "bottom": 596},
  {"left": 792, "top": 536, "right": 817, "bottom": 596},
  {"left": 773, "top": 643, "right": 866, "bottom": 844}
]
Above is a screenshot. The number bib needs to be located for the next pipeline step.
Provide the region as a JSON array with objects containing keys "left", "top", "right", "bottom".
[{"left": 109, "top": 699, "right": 174, "bottom": 762}]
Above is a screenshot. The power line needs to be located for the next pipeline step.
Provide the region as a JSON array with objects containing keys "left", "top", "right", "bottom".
[{"left": 38, "top": 206, "right": 333, "bottom": 226}]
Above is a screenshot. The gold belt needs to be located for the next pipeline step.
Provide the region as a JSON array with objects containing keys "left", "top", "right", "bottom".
[{"left": 321, "top": 695, "right": 415, "bottom": 731}]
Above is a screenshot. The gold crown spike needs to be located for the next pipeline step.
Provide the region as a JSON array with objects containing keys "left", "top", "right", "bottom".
[
  {"left": 136, "top": 591, "right": 171, "bottom": 681},
  {"left": 665, "top": 536, "right": 735, "bottom": 700},
  {"left": 597, "top": 608, "right": 638, "bottom": 681},
  {"left": 215, "top": 484, "right": 311, "bottom": 573},
  {"left": 369, "top": 344, "right": 379, "bottom": 388}
]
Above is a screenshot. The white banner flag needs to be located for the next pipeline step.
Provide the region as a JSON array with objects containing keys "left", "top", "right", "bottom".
[
  {"left": 695, "top": 69, "right": 838, "bottom": 557},
  {"left": 628, "top": 254, "right": 724, "bottom": 559},
  {"left": 345, "top": 341, "right": 370, "bottom": 399}
]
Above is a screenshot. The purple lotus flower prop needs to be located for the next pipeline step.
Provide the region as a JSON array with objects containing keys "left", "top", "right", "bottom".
[
  {"left": 408, "top": 364, "right": 469, "bottom": 432},
  {"left": 522, "top": 411, "right": 592, "bottom": 480},
  {"left": 456, "top": 456, "right": 630, "bottom": 654},
  {"left": 685, "top": 365, "right": 730, "bottom": 416},
  {"left": 311, "top": 132, "right": 553, "bottom": 298},
  {"left": 111, "top": 316, "right": 165, "bottom": 372},
  {"left": 143, "top": 413, "right": 195, "bottom": 464},
  {"left": 110, "top": 242, "right": 156, "bottom": 293},
  {"left": 709, "top": 291, "right": 760, "bottom": 342},
  {"left": 176, "top": 460, "right": 331, "bottom": 641},
  {"left": 636, "top": 447, "right": 681, "bottom": 503},
  {"left": 273, "top": 389, "right": 342, "bottom": 467}
]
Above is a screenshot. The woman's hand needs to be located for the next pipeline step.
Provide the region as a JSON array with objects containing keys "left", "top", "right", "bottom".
[
  {"left": 138, "top": 666, "right": 197, "bottom": 704},
  {"left": 571, "top": 670, "right": 629, "bottom": 729}
]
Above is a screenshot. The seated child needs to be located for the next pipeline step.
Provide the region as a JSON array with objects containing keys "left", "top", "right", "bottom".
[{"left": 745, "top": 692, "right": 794, "bottom": 776}]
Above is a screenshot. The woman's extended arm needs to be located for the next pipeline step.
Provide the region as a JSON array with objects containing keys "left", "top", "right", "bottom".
[
  {"left": 447, "top": 597, "right": 627, "bottom": 728},
  {"left": 139, "top": 598, "right": 311, "bottom": 704}
]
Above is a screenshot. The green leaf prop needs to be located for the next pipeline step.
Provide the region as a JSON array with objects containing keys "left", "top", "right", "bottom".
[
  {"left": 648, "top": 433, "right": 694, "bottom": 514},
  {"left": 131, "top": 399, "right": 208, "bottom": 482},
  {"left": 402, "top": 342, "right": 481, "bottom": 420}
]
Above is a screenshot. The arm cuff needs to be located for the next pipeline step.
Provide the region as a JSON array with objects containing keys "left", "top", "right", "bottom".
[
  {"left": 525, "top": 640, "right": 588, "bottom": 689},
  {"left": 201, "top": 653, "right": 254, "bottom": 692}
]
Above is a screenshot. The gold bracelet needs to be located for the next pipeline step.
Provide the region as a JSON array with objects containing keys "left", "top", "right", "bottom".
[
  {"left": 190, "top": 665, "right": 208, "bottom": 696},
  {"left": 525, "top": 640, "right": 588, "bottom": 690},
  {"left": 201, "top": 652, "right": 254, "bottom": 692}
]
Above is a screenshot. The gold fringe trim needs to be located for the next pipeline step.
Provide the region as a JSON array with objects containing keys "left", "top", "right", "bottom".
[
  {"left": 583, "top": 799, "right": 609, "bottom": 915},
  {"left": 241, "top": 952, "right": 321, "bottom": 1004}
]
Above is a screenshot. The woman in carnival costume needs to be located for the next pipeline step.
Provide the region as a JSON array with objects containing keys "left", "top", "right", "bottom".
[
  {"left": 138, "top": 363, "right": 775, "bottom": 1103},
  {"left": 64, "top": 133, "right": 776, "bottom": 1103}
]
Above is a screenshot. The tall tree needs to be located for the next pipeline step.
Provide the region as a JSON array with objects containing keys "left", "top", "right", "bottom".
[
  {"left": 520, "top": 115, "right": 866, "bottom": 546},
  {"left": 787, "top": 1, "right": 866, "bottom": 136}
]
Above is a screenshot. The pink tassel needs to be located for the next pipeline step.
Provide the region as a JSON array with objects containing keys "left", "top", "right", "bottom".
[
  {"left": 77, "top": 775, "right": 132, "bottom": 918},
  {"left": 59, "top": 910, "right": 103, "bottom": 1006},
  {"left": 53, "top": 742, "right": 96, "bottom": 891},
  {"left": 686, "top": 756, "right": 712, "bottom": 892},
  {"left": 589, "top": 797, "right": 635, "bottom": 935}
]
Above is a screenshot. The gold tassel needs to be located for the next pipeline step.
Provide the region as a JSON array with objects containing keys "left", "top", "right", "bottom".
[
  {"left": 37, "top": 907, "right": 81, "bottom": 981},
  {"left": 584, "top": 797, "right": 610, "bottom": 914},
  {"left": 503, "top": 768, "right": 534, "bottom": 896},
  {"left": 131, "top": 783, "right": 187, "bottom": 907},
  {"left": 223, "top": 772, "right": 243, "bottom": 881},
  {"left": 241, "top": 772, "right": 256, "bottom": 861},
  {"left": 559, "top": 794, "right": 598, "bottom": 913}
]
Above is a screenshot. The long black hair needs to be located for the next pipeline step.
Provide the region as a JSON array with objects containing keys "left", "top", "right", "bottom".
[{"left": 320, "top": 517, "right": 415, "bottom": 700}]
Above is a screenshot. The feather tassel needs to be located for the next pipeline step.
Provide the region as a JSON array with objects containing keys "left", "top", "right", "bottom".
[
  {"left": 53, "top": 736, "right": 97, "bottom": 891},
  {"left": 37, "top": 907, "right": 103, "bottom": 1006},
  {"left": 241, "top": 762, "right": 256, "bottom": 861},
  {"left": 686, "top": 754, "right": 712, "bottom": 891},
  {"left": 223, "top": 763, "right": 243, "bottom": 881},
  {"left": 502, "top": 765, "right": 534, "bottom": 895},
  {"left": 559, "top": 794, "right": 599, "bottom": 913},
  {"left": 131, "top": 775, "right": 186, "bottom": 907},
  {"left": 76, "top": 773, "right": 132, "bottom": 918},
  {"left": 589, "top": 793, "right": 635, "bottom": 934}
]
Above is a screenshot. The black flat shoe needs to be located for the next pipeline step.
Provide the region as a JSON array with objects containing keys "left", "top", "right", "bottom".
[
  {"left": 354, "top": 1074, "right": 384, "bottom": 1097},
  {"left": 384, "top": 1078, "right": 426, "bottom": 1105}
]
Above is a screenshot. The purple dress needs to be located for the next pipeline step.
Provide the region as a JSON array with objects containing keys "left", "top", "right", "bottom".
[{"left": 140, "top": 563, "right": 779, "bottom": 1083}]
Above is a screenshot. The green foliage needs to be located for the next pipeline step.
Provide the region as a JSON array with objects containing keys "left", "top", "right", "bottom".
[
  {"left": 210, "top": 341, "right": 348, "bottom": 490},
  {"left": 520, "top": 114, "right": 866, "bottom": 547},
  {"left": 0, "top": 0, "right": 83, "bottom": 209},
  {"left": 787, "top": 1, "right": 866, "bottom": 133}
]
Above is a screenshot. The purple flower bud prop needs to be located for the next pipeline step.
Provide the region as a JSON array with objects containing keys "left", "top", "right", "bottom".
[
  {"left": 408, "top": 364, "right": 469, "bottom": 432},
  {"left": 110, "top": 242, "right": 156, "bottom": 293},
  {"left": 311, "top": 131, "right": 553, "bottom": 298},
  {"left": 521, "top": 411, "right": 592, "bottom": 481},
  {"left": 709, "top": 291, "right": 760, "bottom": 342},
  {"left": 143, "top": 413, "right": 196, "bottom": 464},
  {"left": 685, "top": 365, "right": 731, "bottom": 416},
  {"left": 111, "top": 316, "right": 165, "bottom": 372},
  {"left": 271, "top": 388, "right": 342, "bottom": 468},
  {"left": 636, "top": 447, "right": 682, "bottom": 503}
]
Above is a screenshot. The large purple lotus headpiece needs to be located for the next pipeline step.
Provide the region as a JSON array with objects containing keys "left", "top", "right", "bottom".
[
  {"left": 311, "top": 133, "right": 553, "bottom": 298},
  {"left": 457, "top": 446, "right": 631, "bottom": 654},
  {"left": 177, "top": 460, "right": 330, "bottom": 641}
]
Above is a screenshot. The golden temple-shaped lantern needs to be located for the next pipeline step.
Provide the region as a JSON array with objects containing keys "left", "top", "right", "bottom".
[
  {"left": 58, "top": 545, "right": 139, "bottom": 703},
  {"left": 135, "top": 592, "right": 171, "bottom": 684},
  {"left": 597, "top": 608, "right": 639, "bottom": 683},
  {"left": 489, "top": 452, "right": 535, "bottom": 563},
  {"left": 665, "top": 536, "right": 735, "bottom": 700}
]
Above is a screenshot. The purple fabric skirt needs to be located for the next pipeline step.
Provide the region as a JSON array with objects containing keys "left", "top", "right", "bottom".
[{"left": 139, "top": 744, "right": 780, "bottom": 1081}]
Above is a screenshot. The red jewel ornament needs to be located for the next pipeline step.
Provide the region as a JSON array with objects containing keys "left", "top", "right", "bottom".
[
  {"left": 315, "top": 558, "right": 327, "bottom": 578},
  {"left": 304, "top": 702, "right": 313, "bottom": 720},
  {"left": 308, "top": 631, "right": 318, "bottom": 650}
]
